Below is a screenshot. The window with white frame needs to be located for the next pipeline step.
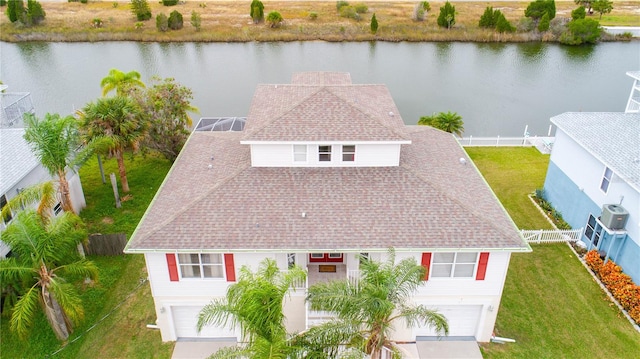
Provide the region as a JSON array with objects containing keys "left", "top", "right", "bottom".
[
  {"left": 287, "top": 253, "right": 296, "bottom": 269},
  {"left": 293, "top": 145, "right": 307, "bottom": 162},
  {"left": 600, "top": 167, "right": 613, "bottom": 193},
  {"left": 342, "top": 145, "right": 355, "bottom": 162},
  {"left": 431, "top": 252, "right": 478, "bottom": 278},
  {"left": 584, "top": 214, "right": 603, "bottom": 248},
  {"left": 318, "top": 145, "right": 332, "bottom": 162},
  {"left": 177, "top": 253, "right": 224, "bottom": 279}
]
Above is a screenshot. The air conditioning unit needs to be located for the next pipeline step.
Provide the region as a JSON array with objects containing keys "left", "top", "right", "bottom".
[{"left": 600, "top": 204, "right": 629, "bottom": 230}]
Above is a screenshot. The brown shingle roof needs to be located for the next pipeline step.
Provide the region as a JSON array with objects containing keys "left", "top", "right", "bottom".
[{"left": 126, "top": 128, "right": 528, "bottom": 253}]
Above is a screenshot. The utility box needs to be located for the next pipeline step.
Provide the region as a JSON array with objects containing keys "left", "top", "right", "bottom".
[{"left": 601, "top": 204, "right": 629, "bottom": 230}]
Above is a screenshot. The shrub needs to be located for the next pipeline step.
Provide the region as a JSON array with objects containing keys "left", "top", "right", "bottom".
[
  {"left": 336, "top": 1, "right": 349, "bottom": 12},
  {"left": 80, "top": 0, "right": 88, "bottom": 3},
  {"left": 525, "top": 0, "right": 556, "bottom": 21},
  {"left": 168, "top": 10, "right": 183, "bottom": 30},
  {"left": 131, "top": 0, "right": 152, "bottom": 21},
  {"left": 156, "top": 12, "right": 168, "bottom": 32},
  {"left": 308, "top": 11, "right": 318, "bottom": 20},
  {"left": 437, "top": 1, "right": 455, "bottom": 29},
  {"left": 370, "top": 12, "right": 378, "bottom": 33},
  {"left": 479, "top": 7, "right": 499, "bottom": 28},
  {"left": 0, "top": 0, "right": 6, "bottom": 5},
  {"left": 162, "top": 0, "right": 178, "bottom": 6},
  {"left": 92, "top": 18, "right": 103, "bottom": 28},
  {"left": 571, "top": 6, "right": 586, "bottom": 20},
  {"left": 7, "top": 0, "right": 24, "bottom": 23},
  {"left": 250, "top": 0, "right": 264, "bottom": 24},
  {"left": 412, "top": 3, "right": 425, "bottom": 21},
  {"left": 538, "top": 12, "right": 550, "bottom": 32},
  {"left": 266, "top": 11, "right": 283, "bottom": 28},
  {"left": 23, "top": 0, "right": 45, "bottom": 26},
  {"left": 518, "top": 17, "right": 536, "bottom": 32},
  {"left": 135, "top": 21, "right": 144, "bottom": 29},
  {"left": 190, "top": 10, "right": 201, "bottom": 31},
  {"left": 354, "top": 3, "right": 367, "bottom": 14},
  {"left": 340, "top": 6, "right": 360, "bottom": 20},
  {"left": 561, "top": 18, "right": 602, "bottom": 45}
]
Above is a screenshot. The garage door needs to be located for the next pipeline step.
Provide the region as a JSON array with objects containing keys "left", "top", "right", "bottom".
[
  {"left": 172, "top": 306, "right": 238, "bottom": 339},
  {"left": 414, "top": 305, "right": 482, "bottom": 337}
]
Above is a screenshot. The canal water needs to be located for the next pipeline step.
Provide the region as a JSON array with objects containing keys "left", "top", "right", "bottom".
[{"left": 1, "top": 41, "right": 638, "bottom": 136}]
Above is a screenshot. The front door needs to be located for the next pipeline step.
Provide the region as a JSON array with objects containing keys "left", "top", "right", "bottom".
[{"left": 309, "top": 253, "right": 343, "bottom": 263}]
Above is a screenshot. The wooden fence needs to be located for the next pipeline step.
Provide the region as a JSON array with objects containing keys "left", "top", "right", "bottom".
[
  {"left": 85, "top": 233, "right": 127, "bottom": 256},
  {"left": 521, "top": 229, "right": 583, "bottom": 244}
]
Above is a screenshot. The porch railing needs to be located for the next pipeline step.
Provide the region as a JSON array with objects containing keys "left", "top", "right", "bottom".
[
  {"left": 521, "top": 228, "right": 583, "bottom": 244},
  {"left": 1, "top": 92, "right": 34, "bottom": 127}
]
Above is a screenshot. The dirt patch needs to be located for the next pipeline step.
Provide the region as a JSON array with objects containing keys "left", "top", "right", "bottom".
[{"left": 101, "top": 217, "right": 114, "bottom": 224}]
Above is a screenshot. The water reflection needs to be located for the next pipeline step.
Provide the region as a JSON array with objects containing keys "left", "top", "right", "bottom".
[
  {"left": 517, "top": 42, "right": 547, "bottom": 61},
  {"left": 562, "top": 44, "right": 596, "bottom": 62}
]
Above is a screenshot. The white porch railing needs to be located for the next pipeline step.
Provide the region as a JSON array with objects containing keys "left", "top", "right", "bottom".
[
  {"left": 521, "top": 228, "right": 583, "bottom": 244},
  {"left": 348, "top": 269, "right": 361, "bottom": 286}
]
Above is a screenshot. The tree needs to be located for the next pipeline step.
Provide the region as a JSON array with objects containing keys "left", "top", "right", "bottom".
[
  {"left": 250, "top": 0, "right": 264, "bottom": 24},
  {"left": 525, "top": 0, "right": 556, "bottom": 21},
  {"left": 418, "top": 111, "right": 465, "bottom": 136},
  {"left": 24, "top": 0, "right": 45, "bottom": 26},
  {"left": 23, "top": 113, "right": 89, "bottom": 214},
  {"left": 592, "top": 0, "right": 613, "bottom": 19},
  {"left": 561, "top": 18, "right": 602, "bottom": 44},
  {"left": 1, "top": 182, "right": 57, "bottom": 223},
  {"left": 128, "top": 77, "right": 198, "bottom": 162},
  {"left": 168, "top": 10, "right": 183, "bottom": 30},
  {"left": 197, "top": 258, "right": 307, "bottom": 358},
  {"left": 130, "top": 0, "right": 152, "bottom": 21},
  {"left": 479, "top": 7, "right": 501, "bottom": 28},
  {"left": 496, "top": 13, "right": 516, "bottom": 33},
  {"left": 7, "top": 0, "right": 23, "bottom": 23},
  {"left": 190, "top": 10, "right": 201, "bottom": 31},
  {"left": 305, "top": 250, "right": 449, "bottom": 359},
  {"left": 574, "top": 0, "right": 593, "bottom": 14},
  {"left": 412, "top": 2, "right": 430, "bottom": 21},
  {"left": 437, "top": 1, "right": 455, "bottom": 29},
  {"left": 100, "top": 68, "right": 145, "bottom": 97},
  {"left": 538, "top": 12, "right": 550, "bottom": 31},
  {"left": 0, "top": 210, "right": 98, "bottom": 341},
  {"left": 266, "top": 11, "right": 283, "bottom": 28},
  {"left": 78, "top": 96, "right": 147, "bottom": 193},
  {"left": 572, "top": 6, "right": 586, "bottom": 20},
  {"left": 370, "top": 12, "right": 378, "bottom": 33},
  {"left": 156, "top": 13, "right": 168, "bottom": 32}
]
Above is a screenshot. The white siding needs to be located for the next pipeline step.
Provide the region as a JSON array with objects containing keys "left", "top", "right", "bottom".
[
  {"left": 552, "top": 129, "right": 639, "bottom": 242},
  {"left": 249, "top": 143, "right": 402, "bottom": 167}
]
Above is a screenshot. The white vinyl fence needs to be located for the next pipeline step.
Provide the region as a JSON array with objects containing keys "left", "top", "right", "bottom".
[
  {"left": 521, "top": 228, "right": 583, "bottom": 244},
  {"left": 457, "top": 136, "right": 554, "bottom": 154}
]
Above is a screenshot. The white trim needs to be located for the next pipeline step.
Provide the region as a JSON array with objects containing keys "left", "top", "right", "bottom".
[
  {"left": 177, "top": 253, "right": 225, "bottom": 280},
  {"left": 430, "top": 252, "right": 479, "bottom": 279},
  {"left": 240, "top": 140, "right": 412, "bottom": 145}
]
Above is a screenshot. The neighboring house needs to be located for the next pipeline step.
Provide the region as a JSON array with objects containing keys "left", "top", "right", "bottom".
[
  {"left": 543, "top": 71, "right": 640, "bottom": 283},
  {"left": 125, "top": 72, "right": 530, "bottom": 343},
  {"left": 0, "top": 91, "right": 87, "bottom": 257}
]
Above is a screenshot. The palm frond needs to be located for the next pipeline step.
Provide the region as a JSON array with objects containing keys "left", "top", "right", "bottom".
[
  {"left": 2, "top": 210, "right": 48, "bottom": 261},
  {"left": 207, "top": 344, "right": 250, "bottom": 359},
  {"left": 48, "top": 279, "right": 84, "bottom": 325},
  {"left": 0, "top": 258, "right": 36, "bottom": 288},
  {"left": 54, "top": 258, "right": 98, "bottom": 281},
  {"left": 400, "top": 304, "right": 449, "bottom": 336},
  {"left": 10, "top": 285, "right": 40, "bottom": 339}
]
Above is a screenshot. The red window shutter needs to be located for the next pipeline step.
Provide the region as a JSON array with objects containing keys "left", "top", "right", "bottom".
[
  {"left": 476, "top": 252, "right": 490, "bottom": 280},
  {"left": 224, "top": 253, "right": 236, "bottom": 282},
  {"left": 421, "top": 253, "right": 432, "bottom": 281},
  {"left": 166, "top": 253, "right": 179, "bottom": 282}
]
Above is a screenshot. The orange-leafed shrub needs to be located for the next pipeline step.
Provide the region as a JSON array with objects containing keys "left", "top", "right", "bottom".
[
  {"left": 584, "top": 249, "right": 640, "bottom": 325},
  {"left": 585, "top": 249, "right": 603, "bottom": 272}
]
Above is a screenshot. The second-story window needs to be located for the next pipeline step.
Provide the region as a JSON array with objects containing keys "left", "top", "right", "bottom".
[
  {"left": 1, "top": 194, "right": 12, "bottom": 225},
  {"left": 600, "top": 167, "right": 613, "bottom": 193},
  {"left": 342, "top": 145, "right": 356, "bottom": 162},
  {"left": 319, "top": 145, "right": 332, "bottom": 162},
  {"left": 293, "top": 145, "right": 307, "bottom": 162}
]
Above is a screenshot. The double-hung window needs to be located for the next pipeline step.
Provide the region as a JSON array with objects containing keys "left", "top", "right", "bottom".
[
  {"left": 600, "top": 167, "right": 613, "bottom": 193},
  {"left": 431, "top": 252, "right": 478, "bottom": 278},
  {"left": 293, "top": 145, "right": 307, "bottom": 163},
  {"left": 342, "top": 145, "right": 356, "bottom": 162},
  {"left": 178, "top": 253, "right": 224, "bottom": 279},
  {"left": 318, "top": 145, "right": 332, "bottom": 162}
]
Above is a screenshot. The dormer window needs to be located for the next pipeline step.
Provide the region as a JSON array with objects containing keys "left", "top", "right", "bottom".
[
  {"left": 319, "top": 145, "right": 332, "bottom": 162},
  {"left": 342, "top": 145, "right": 355, "bottom": 162},
  {"left": 293, "top": 145, "right": 307, "bottom": 162}
]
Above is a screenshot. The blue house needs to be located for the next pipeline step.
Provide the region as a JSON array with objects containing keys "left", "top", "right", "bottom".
[{"left": 543, "top": 71, "right": 640, "bottom": 283}]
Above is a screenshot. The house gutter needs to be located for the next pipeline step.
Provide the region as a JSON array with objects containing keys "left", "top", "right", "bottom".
[{"left": 124, "top": 246, "right": 532, "bottom": 254}]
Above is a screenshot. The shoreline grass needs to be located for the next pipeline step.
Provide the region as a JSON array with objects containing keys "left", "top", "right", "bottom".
[{"left": 0, "top": 1, "right": 638, "bottom": 43}]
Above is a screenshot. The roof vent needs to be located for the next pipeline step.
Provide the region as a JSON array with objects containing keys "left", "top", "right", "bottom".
[{"left": 601, "top": 204, "right": 629, "bottom": 230}]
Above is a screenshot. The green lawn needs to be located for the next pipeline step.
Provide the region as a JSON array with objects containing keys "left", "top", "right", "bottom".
[
  {"left": 0, "top": 153, "right": 174, "bottom": 359},
  {"left": 467, "top": 147, "right": 640, "bottom": 358}
]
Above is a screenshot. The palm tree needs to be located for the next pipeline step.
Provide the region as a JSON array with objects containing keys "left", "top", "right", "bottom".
[
  {"left": 78, "top": 96, "right": 146, "bottom": 193},
  {"left": 0, "top": 210, "right": 98, "bottom": 341},
  {"left": 305, "top": 250, "right": 449, "bottom": 359},
  {"left": 100, "top": 68, "right": 145, "bottom": 97},
  {"left": 197, "top": 258, "right": 307, "bottom": 359},
  {"left": 1, "top": 181, "right": 57, "bottom": 223},
  {"left": 418, "top": 111, "right": 465, "bottom": 137},
  {"left": 23, "top": 113, "right": 87, "bottom": 213}
]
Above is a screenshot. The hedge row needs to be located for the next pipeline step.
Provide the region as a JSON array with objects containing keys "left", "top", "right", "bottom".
[{"left": 585, "top": 250, "right": 640, "bottom": 325}]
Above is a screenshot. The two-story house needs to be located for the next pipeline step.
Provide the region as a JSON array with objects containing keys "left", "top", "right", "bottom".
[
  {"left": 543, "top": 71, "right": 640, "bottom": 283},
  {"left": 125, "top": 72, "right": 530, "bottom": 343}
]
